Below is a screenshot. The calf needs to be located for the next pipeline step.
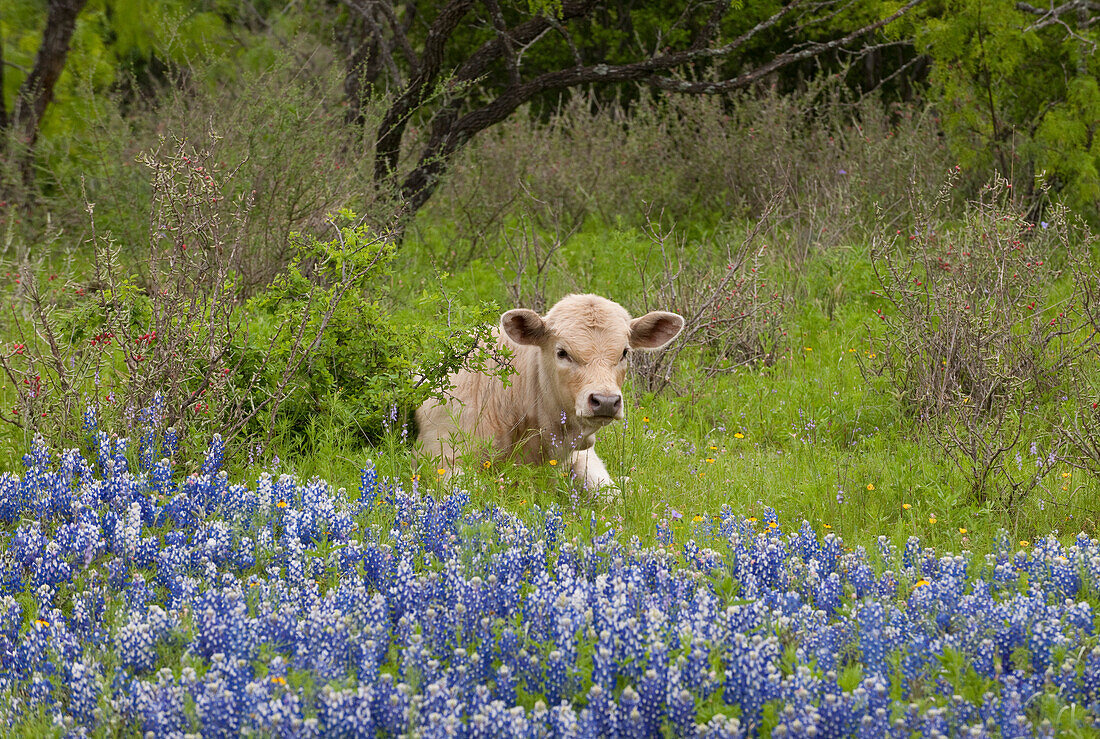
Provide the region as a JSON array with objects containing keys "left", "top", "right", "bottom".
[{"left": 416, "top": 294, "right": 683, "bottom": 495}]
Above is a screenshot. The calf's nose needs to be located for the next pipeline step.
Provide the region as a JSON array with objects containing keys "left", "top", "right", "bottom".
[{"left": 588, "top": 393, "right": 622, "bottom": 417}]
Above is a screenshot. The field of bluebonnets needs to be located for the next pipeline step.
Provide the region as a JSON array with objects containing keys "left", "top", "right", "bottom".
[
  {"left": 3, "top": 395, "right": 1100, "bottom": 737},
  {"left": 6, "top": 2, "right": 1100, "bottom": 735}
]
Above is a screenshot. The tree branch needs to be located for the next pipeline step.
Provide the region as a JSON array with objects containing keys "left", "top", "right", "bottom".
[
  {"left": 484, "top": 0, "right": 522, "bottom": 86},
  {"left": 379, "top": 0, "right": 928, "bottom": 228},
  {"left": 345, "top": 0, "right": 405, "bottom": 88},
  {"left": 374, "top": 0, "right": 422, "bottom": 74},
  {"left": 373, "top": 0, "right": 476, "bottom": 186},
  {"left": 650, "top": 0, "right": 927, "bottom": 94},
  {"left": 450, "top": 1, "right": 600, "bottom": 86}
]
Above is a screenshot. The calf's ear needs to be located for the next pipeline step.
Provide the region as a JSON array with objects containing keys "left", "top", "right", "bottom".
[
  {"left": 502, "top": 309, "right": 548, "bottom": 346},
  {"left": 629, "top": 311, "right": 684, "bottom": 350}
]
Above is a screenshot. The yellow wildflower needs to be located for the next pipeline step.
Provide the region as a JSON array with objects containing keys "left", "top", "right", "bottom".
[
  {"left": 914, "top": 579, "right": 930, "bottom": 588},
  {"left": 549, "top": 459, "right": 558, "bottom": 466},
  {"left": 734, "top": 432, "right": 744, "bottom": 439},
  {"left": 959, "top": 528, "right": 967, "bottom": 534},
  {"left": 867, "top": 483, "right": 875, "bottom": 491},
  {"left": 902, "top": 503, "right": 911, "bottom": 510}
]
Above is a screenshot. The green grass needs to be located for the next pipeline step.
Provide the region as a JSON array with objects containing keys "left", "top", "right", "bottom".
[
  {"left": 239, "top": 218, "right": 1098, "bottom": 561},
  {"left": 4, "top": 212, "right": 1097, "bottom": 563}
]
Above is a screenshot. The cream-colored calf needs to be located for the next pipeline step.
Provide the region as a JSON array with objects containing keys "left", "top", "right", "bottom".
[{"left": 416, "top": 294, "right": 683, "bottom": 496}]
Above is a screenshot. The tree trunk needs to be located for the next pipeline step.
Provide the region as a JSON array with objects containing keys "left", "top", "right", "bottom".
[
  {"left": 3, "top": 0, "right": 89, "bottom": 181},
  {"left": 0, "top": 36, "right": 7, "bottom": 131}
]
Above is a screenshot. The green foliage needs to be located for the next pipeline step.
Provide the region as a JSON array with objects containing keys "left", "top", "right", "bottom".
[
  {"left": 243, "top": 212, "right": 501, "bottom": 447},
  {"left": 917, "top": 0, "right": 1100, "bottom": 216},
  {"left": 3, "top": 1, "right": 221, "bottom": 139}
]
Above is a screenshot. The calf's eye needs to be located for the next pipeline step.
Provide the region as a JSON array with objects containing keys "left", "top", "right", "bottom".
[
  {"left": 556, "top": 348, "right": 571, "bottom": 361},
  {"left": 621, "top": 348, "right": 629, "bottom": 360}
]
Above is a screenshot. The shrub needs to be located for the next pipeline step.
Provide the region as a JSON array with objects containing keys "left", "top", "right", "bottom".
[
  {"left": 917, "top": 0, "right": 1100, "bottom": 219},
  {"left": 0, "top": 139, "right": 499, "bottom": 466},
  {"left": 425, "top": 82, "right": 953, "bottom": 270},
  {"left": 867, "top": 173, "right": 1097, "bottom": 508},
  {"left": 37, "top": 56, "right": 385, "bottom": 293},
  {"left": 0, "top": 136, "right": 254, "bottom": 457},
  {"left": 629, "top": 209, "right": 787, "bottom": 395},
  {"left": 240, "top": 210, "right": 501, "bottom": 447}
]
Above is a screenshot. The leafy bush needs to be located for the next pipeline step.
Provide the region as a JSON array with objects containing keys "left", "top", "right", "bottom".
[
  {"left": 917, "top": 0, "right": 1100, "bottom": 218},
  {"left": 241, "top": 210, "right": 501, "bottom": 447},
  {"left": 0, "top": 139, "right": 498, "bottom": 466}
]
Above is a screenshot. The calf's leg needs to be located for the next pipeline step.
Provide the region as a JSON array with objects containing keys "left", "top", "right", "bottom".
[{"left": 569, "top": 448, "right": 618, "bottom": 498}]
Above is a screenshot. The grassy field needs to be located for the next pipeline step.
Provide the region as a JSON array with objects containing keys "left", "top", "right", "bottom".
[{"left": 240, "top": 211, "right": 1096, "bottom": 562}]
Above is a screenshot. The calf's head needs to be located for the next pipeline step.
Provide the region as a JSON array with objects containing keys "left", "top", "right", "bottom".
[{"left": 501, "top": 294, "right": 684, "bottom": 428}]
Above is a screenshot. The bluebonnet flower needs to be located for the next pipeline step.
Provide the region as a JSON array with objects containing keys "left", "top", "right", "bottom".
[
  {"left": 201, "top": 434, "right": 225, "bottom": 477},
  {"left": 161, "top": 426, "right": 179, "bottom": 459},
  {"left": 116, "top": 605, "right": 171, "bottom": 673},
  {"left": 67, "top": 658, "right": 100, "bottom": 725},
  {"left": 126, "top": 668, "right": 189, "bottom": 734}
]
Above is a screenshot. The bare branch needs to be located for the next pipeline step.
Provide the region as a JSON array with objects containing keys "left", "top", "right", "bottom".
[
  {"left": 546, "top": 13, "right": 584, "bottom": 69},
  {"left": 345, "top": 0, "right": 405, "bottom": 87},
  {"left": 374, "top": 0, "right": 476, "bottom": 185},
  {"left": 374, "top": 0, "right": 423, "bottom": 74},
  {"left": 484, "top": 0, "right": 522, "bottom": 85},
  {"left": 451, "top": 0, "right": 600, "bottom": 85},
  {"left": 1016, "top": 0, "right": 1100, "bottom": 17},
  {"left": 651, "top": 0, "right": 927, "bottom": 94}
]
